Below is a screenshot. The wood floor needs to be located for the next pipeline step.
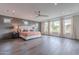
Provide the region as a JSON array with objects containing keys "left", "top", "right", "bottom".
[{"left": 0, "top": 36, "right": 79, "bottom": 55}]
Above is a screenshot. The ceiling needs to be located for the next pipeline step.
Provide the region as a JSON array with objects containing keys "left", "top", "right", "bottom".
[{"left": 0, "top": 3, "right": 79, "bottom": 22}]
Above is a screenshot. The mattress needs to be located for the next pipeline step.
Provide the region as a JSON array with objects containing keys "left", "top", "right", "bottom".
[
  {"left": 20, "top": 31, "right": 41, "bottom": 40},
  {"left": 20, "top": 32, "right": 41, "bottom": 36}
]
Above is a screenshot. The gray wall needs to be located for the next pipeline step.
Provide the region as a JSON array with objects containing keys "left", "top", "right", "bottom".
[{"left": 0, "top": 15, "right": 41, "bottom": 39}]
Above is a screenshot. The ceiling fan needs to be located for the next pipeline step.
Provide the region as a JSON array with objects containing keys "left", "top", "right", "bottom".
[{"left": 35, "top": 11, "right": 48, "bottom": 18}]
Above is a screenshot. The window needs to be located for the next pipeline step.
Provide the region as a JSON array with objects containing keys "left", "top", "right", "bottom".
[
  {"left": 53, "top": 20, "right": 60, "bottom": 33},
  {"left": 41, "top": 16, "right": 72, "bottom": 38},
  {"left": 4, "top": 18, "right": 11, "bottom": 23},
  {"left": 23, "top": 21, "right": 28, "bottom": 25},
  {"left": 63, "top": 18, "right": 72, "bottom": 38},
  {"left": 35, "top": 23, "right": 38, "bottom": 27},
  {"left": 34, "top": 23, "right": 39, "bottom": 31},
  {"left": 49, "top": 20, "right": 61, "bottom": 36}
]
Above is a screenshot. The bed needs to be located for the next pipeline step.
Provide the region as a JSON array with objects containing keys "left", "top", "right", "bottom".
[{"left": 20, "top": 31, "right": 41, "bottom": 40}]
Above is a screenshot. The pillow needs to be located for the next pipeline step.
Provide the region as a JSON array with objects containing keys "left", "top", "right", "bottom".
[
  {"left": 23, "top": 29, "right": 28, "bottom": 32},
  {"left": 30, "top": 30, "right": 33, "bottom": 31}
]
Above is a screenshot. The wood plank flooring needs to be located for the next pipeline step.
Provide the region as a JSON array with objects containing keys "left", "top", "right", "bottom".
[{"left": 0, "top": 36, "right": 79, "bottom": 55}]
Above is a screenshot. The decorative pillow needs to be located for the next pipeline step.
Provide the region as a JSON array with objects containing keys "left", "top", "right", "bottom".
[
  {"left": 23, "top": 29, "right": 28, "bottom": 32},
  {"left": 30, "top": 30, "right": 33, "bottom": 31}
]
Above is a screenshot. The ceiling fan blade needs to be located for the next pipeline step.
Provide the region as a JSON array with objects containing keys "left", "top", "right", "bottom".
[
  {"left": 34, "top": 10, "right": 48, "bottom": 18},
  {"left": 34, "top": 11, "right": 39, "bottom": 15}
]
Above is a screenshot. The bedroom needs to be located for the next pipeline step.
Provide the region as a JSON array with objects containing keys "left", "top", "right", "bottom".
[{"left": 0, "top": 3, "right": 79, "bottom": 55}]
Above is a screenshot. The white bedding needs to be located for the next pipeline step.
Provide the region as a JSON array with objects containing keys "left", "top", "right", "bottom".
[
  {"left": 20, "top": 32, "right": 41, "bottom": 40},
  {"left": 20, "top": 34, "right": 41, "bottom": 40}
]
